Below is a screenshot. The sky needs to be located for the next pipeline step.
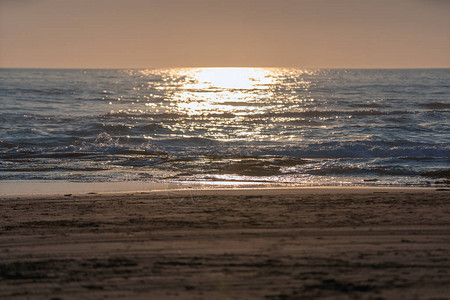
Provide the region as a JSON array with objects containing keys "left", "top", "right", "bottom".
[{"left": 0, "top": 0, "right": 449, "bottom": 68}]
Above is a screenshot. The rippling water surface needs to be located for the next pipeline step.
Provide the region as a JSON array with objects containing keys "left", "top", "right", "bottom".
[{"left": 1, "top": 68, "right": 449, "bottom": 187}]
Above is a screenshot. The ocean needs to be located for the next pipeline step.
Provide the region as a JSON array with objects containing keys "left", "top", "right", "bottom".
[{"left": 1, "top": 68, "right": 449, "bottom": 190}]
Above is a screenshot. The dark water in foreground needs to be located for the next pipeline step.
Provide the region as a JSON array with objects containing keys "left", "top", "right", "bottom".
[{"left": 1, "top": 68, "right": 449, "bottom": 187}]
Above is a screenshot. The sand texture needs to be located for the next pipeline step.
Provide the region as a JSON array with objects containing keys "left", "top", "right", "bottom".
[{"left": 0, "top": 188, "right": 449, "bottom": 299}]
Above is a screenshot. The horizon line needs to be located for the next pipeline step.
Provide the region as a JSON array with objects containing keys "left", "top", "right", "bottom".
[{"left": 1, "top": 66, "right": 450, "bottom": 70}]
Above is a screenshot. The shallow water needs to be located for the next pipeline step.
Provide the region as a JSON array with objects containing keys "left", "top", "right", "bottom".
[{"left": 1, "top": 68, "right": 449, "bottom": 187}]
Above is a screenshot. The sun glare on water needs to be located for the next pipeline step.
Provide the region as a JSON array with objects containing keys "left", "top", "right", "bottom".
[
  {"left": 188, "top": 67, "right": 274, "bottom": 90},
  {"left": 129, "top": 67, "right": 311, "bottom": 142},
  {"left": 170, "top": 68, "right": 277, "bottom": 115}
]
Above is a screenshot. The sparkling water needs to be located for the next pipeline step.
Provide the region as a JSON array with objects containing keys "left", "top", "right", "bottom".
[{"left": 1, "top": 68, "right": 449, "bottom": 187}]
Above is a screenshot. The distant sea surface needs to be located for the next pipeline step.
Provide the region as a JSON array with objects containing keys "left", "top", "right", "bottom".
[{"left": 1, "top": 68, "right": 449, "bottom": 187}]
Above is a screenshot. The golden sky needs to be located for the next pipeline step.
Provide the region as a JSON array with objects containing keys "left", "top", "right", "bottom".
[{"left": 1, "top": 0, "right": 449, "bottom": 68}]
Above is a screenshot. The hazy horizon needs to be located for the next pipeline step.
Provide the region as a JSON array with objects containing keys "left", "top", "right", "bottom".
[
  {"left": 1, "top": 0, "right": 449, "bottom": 69},
  {"left": 2, "top": 67, "right": 450, "bottom": 70}
]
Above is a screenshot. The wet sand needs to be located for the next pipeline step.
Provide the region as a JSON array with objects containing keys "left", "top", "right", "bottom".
[{"left": 0, "top": 187, "right": 449, "bottom": 299}]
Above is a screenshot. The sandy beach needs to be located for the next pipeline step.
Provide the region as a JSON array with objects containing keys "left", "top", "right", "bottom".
[{"left": 0, "top": 187, "right": 449, "bottom": 299}]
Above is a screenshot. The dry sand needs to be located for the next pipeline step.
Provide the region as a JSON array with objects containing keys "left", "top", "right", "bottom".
[{"left": 0, "top": 187, "right": 449, "bottom": 299}]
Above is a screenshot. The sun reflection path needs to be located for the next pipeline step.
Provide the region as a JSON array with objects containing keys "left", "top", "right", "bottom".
[
  {"left": 134, "top": 67, "right": 314, "bottom": 143},
  {"left": 187, "top": 67, "right": 274, "bottom": 90},
  {"left": 170, "top": 67, "right": 277, "bottom": 116}
]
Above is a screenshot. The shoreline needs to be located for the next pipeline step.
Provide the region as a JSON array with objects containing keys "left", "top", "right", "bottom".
[
  {"left": 1, "top": 188, "right": 449, "bottom": 299},
  {"left": 0, "top": 179, "right": 446, "bottom": 197}
]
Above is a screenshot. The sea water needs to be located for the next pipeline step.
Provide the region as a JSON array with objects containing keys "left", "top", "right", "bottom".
[{"left": 1, "top": 68, "right": 449, "bottom": 189}]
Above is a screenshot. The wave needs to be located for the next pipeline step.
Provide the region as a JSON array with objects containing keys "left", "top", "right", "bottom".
[
  {"left": 159, "top": 137, "right": 220, "bottom": 147},
  {"left": 306, "top": 166, "right": 420, "bottom": 176},
  {"left": 259, "top": 141, "right": 450, "bottom": 159},
  {"left": 209, "top": 156, "right": 310, "bottom": 176},
  {"left": 83, "top": 123, "right": 172, "bottom": 136},
  {"left": 102, "top": 111, "right": 185, "bottom": 119},
  {"left": 0, "top": 133, "right": 168, "bottom": 160},
  {"left": 348, "top": 103, "right": 385, "bottom": 108},
  {"left": 0, "top": 87, "right": 78, "bottom": 96},
  {"left": 419, "top": 102, "right": 450, "bottom": 109},
  {"left": 2, "top": 166, "right": 107, "bottom": 172},
  {"left": 2, "top": 152, "right": 93, "bottom": 159},
  {"left": 139, "top": 124, "right": 167, "bottom": 132},
  {"left": 102, "top": 109, "right": 414, "bottom": 120},
  {"left": 94, "top": 123, "right": 132, "bottom": 134},
  {"left": 2, "top": 108, "right": 422, "bottom": 129},
  {"left": 2, "top": 138, "right": 449, "bottom": 160},
  {"left": 420, "top": 169, "right": 450, "bottom": 179},
  {"left": 0, "top": 141, "right": 16, "bottom": 149}
]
